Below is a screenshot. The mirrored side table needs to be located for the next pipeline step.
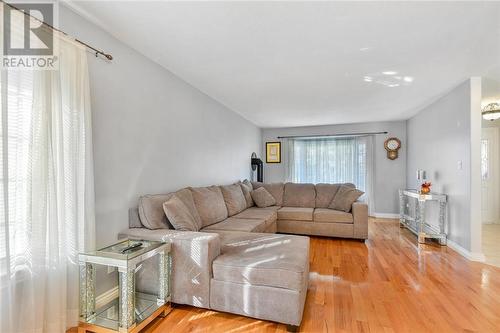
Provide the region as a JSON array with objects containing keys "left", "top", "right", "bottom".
[
  {"left": 399, "top": 189, "right": 447, "bottom": 245},
  {"left": 78, "top": 239, "right": 171, "bottom": 333}
]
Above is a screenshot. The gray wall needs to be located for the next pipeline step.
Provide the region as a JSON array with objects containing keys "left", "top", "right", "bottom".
[
  {"left": 261, "top": 121, "right": 407, "bottom": 215},
  {"left": 406, "top": 79, "right": 477, "bottom": 251},
  {"left": 60, "top": 6, "right": 261, "bottom": 248}
]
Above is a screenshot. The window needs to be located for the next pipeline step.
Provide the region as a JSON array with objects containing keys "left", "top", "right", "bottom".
[
  {"left": 481, "top": 139, "right": 489, "bottom": 180},
  {"left": 0, "top": 69, "right": 35, "bottom": 278},
  {"left": 287, "top": 137, "right": 369, "bottom": 191},
  {"left": 0, "top": 6, "right": 94, "bottom": 331}
]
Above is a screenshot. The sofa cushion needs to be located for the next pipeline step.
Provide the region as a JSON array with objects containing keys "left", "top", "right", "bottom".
[
  {"left": 251, "top": 182, "right": 284, "bottom": 206},
  {"left": 329, "top": 185, "right": 364, "bottom": 212},
  {"left": 138, "top": 188, "right": 201, "bottom": 230},
  {"left": 163, "top": 195, "right": 201, "bottom": 231},
  {"left": 251, "top": 187, "right": 276, "bottom": 208},
  {"left": 220, "top": 184, "right": 247, "bottom": 216},
  {"left": 239, "top": 180, "right": 254, "bottom": 208},
  {"left": 175, "top": 188, "right": 203, "bottom": 227},
  {"left": 314, "top": 184, "right": 340, "bottom": 209},
  {"left": 233, "top": 207, "right": 277, "bottom": 228},
  {"left": 129, "top": 208, "right": 143, "bottom": 228},
  {"left": 139, "top": 193, "right": 174, "bottom": 229},
  {"left": 190, "top": 186, "right": 228, "bottom": 227},
  {"left": 278, "top": 207, "right": 313, "bottom": 221},
  {"left": 253, "top": 205, "right": 281, "bottom": 211},
  {"left": 313, "top": 208, "right": 353, "bottom": 223},
  {"left": 283, "top": 183, "right": 316, "bottom": 208},
  {"left": 314, "top": 183, "right": 355, "bottom": 208},
  {"left": 213, "top": 232, "right": 309, "bottom": 291},
  {"left": 201, "top": 217, "right": 268, "bottom": 233}
]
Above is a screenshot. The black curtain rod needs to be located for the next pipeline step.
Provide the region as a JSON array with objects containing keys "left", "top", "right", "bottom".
[
  {"left": 1, "top": 0, "right": 113, "bottom": 60},
  {"left": 277, "top": 131, "right": 388, "bottom": 139}
]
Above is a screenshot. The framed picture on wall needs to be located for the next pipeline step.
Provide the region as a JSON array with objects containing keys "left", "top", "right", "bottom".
[{"left": 266, "top": 142, "right": 281, "bottom": 163}]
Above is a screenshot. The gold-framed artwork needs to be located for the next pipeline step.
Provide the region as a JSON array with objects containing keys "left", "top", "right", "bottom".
[{"left": 266, "top": 142, "right": 281, "bottom": 163}]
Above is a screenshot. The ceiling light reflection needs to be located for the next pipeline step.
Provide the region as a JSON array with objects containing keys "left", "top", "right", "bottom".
[{"left": 362, "top": 72, "right": 414, "bottom": 88}]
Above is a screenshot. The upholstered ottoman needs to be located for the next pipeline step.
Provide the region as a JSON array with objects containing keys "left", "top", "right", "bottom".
[{"left": 209, "top": 232, "right": 309, "bottom": 331}]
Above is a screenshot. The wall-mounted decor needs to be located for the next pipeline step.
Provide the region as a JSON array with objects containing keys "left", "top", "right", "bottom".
[
  {"left": 384, "top": 137, "right": 401, "bottom": 160},
  {"left": 266, "top": 142, "right": 281, "bottom": 163},
  {"left": 251, "top": 152, "right": 263, "bottom": 182}
]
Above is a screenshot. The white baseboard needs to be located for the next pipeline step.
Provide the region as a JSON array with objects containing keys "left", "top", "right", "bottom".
[
  {"left": 96, "top": 286, "right": 119, "bottom": 309},
  {"left": 447, "top": 239, "right": 486, "bottom": 262},
  {"left": 371, "top": 212, "right": 400, "bottom": 219}
]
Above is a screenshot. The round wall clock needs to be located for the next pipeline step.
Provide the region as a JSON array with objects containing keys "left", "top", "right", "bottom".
[{"left": 384, "top": 137, "right": 401, "bottom": 160}]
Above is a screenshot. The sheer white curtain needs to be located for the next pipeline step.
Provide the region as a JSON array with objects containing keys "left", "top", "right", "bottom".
[
  {"left": 0, "top": 11, "right": 95, "bottom": 333},
  {"left": 286, "top": 136, "right": 374, "bottom": 213}
]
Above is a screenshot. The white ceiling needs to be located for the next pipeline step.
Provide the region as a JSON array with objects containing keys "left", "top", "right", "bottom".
[{"left": 66, "top": 1, "right": 500, "bottom": 128}]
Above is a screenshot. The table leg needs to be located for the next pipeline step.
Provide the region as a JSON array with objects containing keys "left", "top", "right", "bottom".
[
  {"left": 119, "top": 267, "right": 136, "bottom": 331},
  {"left": 79, "top": 262, "right": 95, "bottom": 321},
  {"left": 399, "top": 190, "right": 405, "bottom": 228},
  {"left": 439, "top": 201, "right": 447, "bottom": 245},
  {"left": 158, "top": 251, "right": 169, "bottom": 304},
  {"left": 417, "top": 199, "right": 426, "bottom": 244}
]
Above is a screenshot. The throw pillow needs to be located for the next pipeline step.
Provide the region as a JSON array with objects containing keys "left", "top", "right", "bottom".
[
  {"left": 221, "top": 184, "right": 247, "bottom": 216},
  {"left": 251, "top": 187, "right": 276, "bottom": 208},
  {"left": 139, "top": 193, "right": 175, "bottom": 229},
  {"left": 329, "top": 185, "right": 364, "bottom": 212},
  {"left": 251, "top": 182, "right": 284, "bottom": 205},
  {"left": 163, "top": 195, "right": 200, "bottom": 231},
  {"left": 175, "top": 188, "right": 202, "bottom": 228},
  {"left": 239, "top": 180, "right": 254, "bottom": 208},
  {"left": 315, "top": 183, "right": 356, "bottom": 208}
]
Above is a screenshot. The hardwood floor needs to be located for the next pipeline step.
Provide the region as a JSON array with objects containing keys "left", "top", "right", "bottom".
[
  {"left": 134, "top": 218, "right": 500, "bottom": 332},
  {"left": 482, "top": 223, "right": 500, "bottom": 268}
]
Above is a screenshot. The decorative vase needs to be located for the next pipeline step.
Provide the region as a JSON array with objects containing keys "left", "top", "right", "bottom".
[{"left": 420, "top": 182, "right": 431, "bottom": 195}]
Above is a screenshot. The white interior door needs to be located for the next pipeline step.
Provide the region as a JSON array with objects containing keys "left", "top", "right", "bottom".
[{"left": 481, "top": 127, "right": 499, "bottom": 224}]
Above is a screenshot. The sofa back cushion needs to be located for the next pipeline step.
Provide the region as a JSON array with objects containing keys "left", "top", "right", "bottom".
[
  {"left": 283, "top": 183, "right": 316, "bottom": 208},
  {"left": 221, "top": 184, "right": 247, "bottom": 216},
  {"left": 315, "top": 183, "right": 355, "bottom": 208},
  {"left": 190, "top": 186, "right": 228, "bottom": 227},
  {"left": 251, "top": 187, "right": 277, "bottom": 207},
  {"left": 163, "top": 195, "right": 201, "bottom": 231},
  {"left": 251, "top": 182, "right": 284, "bottom": 206},
  {"left": 239, "top": 179, "right": 254, "bottom": 208}
]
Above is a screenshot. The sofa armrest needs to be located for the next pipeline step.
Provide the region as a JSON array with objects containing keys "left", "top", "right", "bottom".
[
  {"left": 119, "top": 228, "right": 220, "bottom": 308},
  {"left": 352, "top": 201, "right": 368, "bottom": 239}
]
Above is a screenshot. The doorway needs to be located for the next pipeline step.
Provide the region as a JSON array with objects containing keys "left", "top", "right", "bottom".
[{"left": 481, "top": 126, "right": 500, "bottom": 266}]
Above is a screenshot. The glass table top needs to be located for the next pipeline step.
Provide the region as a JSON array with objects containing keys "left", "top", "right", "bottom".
[
  {"left": 82, "top": 239, "right": 164, "bottom": 261},
  {"left": 89, "top": 292, "right": 162, "bottom": 331}
]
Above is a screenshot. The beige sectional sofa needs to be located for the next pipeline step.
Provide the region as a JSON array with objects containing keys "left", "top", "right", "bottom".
[{"left": 120, "top": 181, "right": 368, "bottom": 331}]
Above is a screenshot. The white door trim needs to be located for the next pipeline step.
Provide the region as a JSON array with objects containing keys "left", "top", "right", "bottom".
[{"left": 469, "top": 77, "right": 483, "bottom": 256}]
